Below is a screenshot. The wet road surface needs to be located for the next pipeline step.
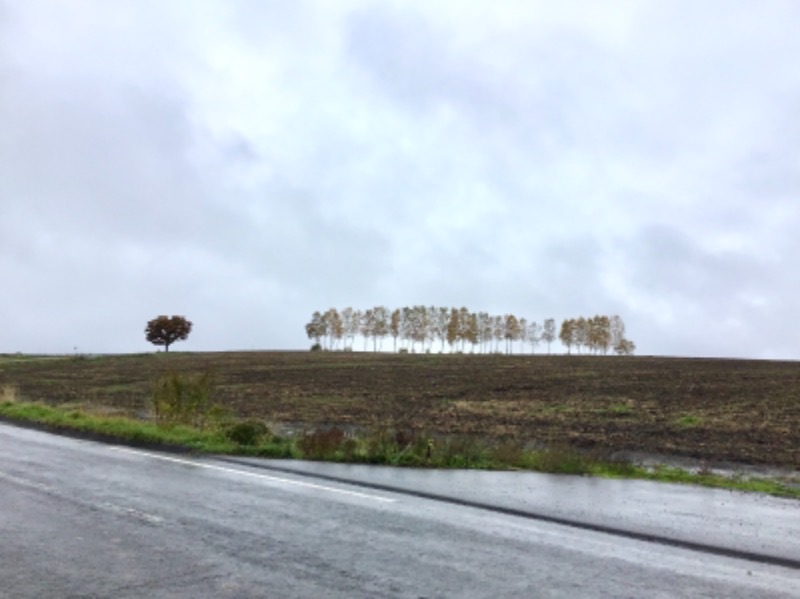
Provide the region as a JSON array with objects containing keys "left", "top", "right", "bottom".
[
  {"left": 224, "top": 456, "right": 800, "bottom": 568},
  {"left": 1, "top": 422, "right": 799, "bottom": 597}
]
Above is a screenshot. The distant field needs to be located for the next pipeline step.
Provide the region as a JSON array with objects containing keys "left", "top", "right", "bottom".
[{"left": 1, "top": 351, "right": 798, "bottom": 468}]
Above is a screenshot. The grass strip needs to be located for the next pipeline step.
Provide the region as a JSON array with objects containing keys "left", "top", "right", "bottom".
[{"left": 1, "top": 400, "right": 797, "bottom": 499}]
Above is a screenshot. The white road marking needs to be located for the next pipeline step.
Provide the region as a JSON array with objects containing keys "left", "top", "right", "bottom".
[
  {"left": 110, "top": 446, "right": 397, "bottom": 503},
  {"left": 98, "top": 502, "right": 164, "bottom": 525},
  {"left": 0, "top": 469, "right": 55, "bottom": 493},
  {"left": 0, "top": 469, "right": 165, "bottom": 523}
]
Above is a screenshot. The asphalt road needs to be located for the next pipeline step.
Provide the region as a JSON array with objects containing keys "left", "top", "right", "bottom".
[{"left": 1, "top": 423, "right": 799, "bottom": 598}]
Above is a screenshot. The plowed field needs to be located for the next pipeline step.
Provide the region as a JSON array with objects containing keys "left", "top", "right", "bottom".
[{"left": 1, "top": 351, "right": 798, "bottom": 468}]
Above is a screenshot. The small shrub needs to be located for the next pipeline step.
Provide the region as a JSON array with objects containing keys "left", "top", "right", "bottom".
[
  {"left": 225, "top": 420, "right": 270, "bottom": 446},
  {"left": 152, "top": 371, "right": 216, "bottom": 428},
  {"left": 339, "top": 437, "right": 359, "bottom": 460},
  {"left": 363, "top": 429, "right": 397, "bottom": 463},
  {"left": 393, "top": 428, "right": 418, "bottom": 447},
  {"left": 1, "top": 385, "right": 19, "bottom": 404},
  {"left": 491, "top": 440, "right": 528, "bottom": 468},
  {"left": 298, "top": 427, "right": 347, "bottom": 459},
  {"left": 310, "top": 343, "right": 323, "bottom": 352},
  {"left": 386, "top": 429, "right": 432, "bottom": 465},
  {"left": 531, "top": 445, "right": 592, "bottom": 475},
  {"left": 438, "top": 436, "right": 490, "bottom": 468}
]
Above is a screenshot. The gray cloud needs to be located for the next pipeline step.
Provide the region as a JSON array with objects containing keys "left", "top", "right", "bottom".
[{"left": 1, "top": 1, "right": 798, "bottom": 358}]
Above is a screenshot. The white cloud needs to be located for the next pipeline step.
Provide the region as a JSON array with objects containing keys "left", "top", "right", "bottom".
[{"left": 1, "top": 0, "right": 798, "bottom": 358}]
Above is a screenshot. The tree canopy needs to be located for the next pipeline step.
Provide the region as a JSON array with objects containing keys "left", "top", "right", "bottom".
[{"left": 145, "top": 315, "right": 192, "bottom": 352}]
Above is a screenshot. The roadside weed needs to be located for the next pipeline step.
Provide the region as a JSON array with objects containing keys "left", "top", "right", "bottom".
[{"left": 0, "top": 400, "right": 797, "bottom": 500}]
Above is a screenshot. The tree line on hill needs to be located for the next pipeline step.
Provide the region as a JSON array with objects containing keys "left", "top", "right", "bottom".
[
  {"left": 304, "top": 307, "right": 635, "bottom": 355},
  {"left": 558, "top": 315, "right": 635, "bottom": 355}
]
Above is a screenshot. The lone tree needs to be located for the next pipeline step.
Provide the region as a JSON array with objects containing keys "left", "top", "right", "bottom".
[{"left": 145, "top": 315, "right": 192, "bottom": 352}]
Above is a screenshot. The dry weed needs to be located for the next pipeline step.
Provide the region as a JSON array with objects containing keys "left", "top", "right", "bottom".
[{"left": 0, "top": 385, "right": 19, "bottom": 403}]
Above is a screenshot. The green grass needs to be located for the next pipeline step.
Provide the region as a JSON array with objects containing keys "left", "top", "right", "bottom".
[
  {"left": 674, "top": 414, "right": 704, "bottom": 427},
  {"left": 604, "top": 403, "right": 635, "bottom": 417},
  {"left": 0, "top": 354, "right": 64, "bottom": 363},
  {"left": 0, "top": 400, "right": 295, "bottom": 457},
  {"left": 629, "top": 465, "right": 800, "bottom": 498},
  {"left": 0, "top": 399, "right": 797, "bottom": 499}
]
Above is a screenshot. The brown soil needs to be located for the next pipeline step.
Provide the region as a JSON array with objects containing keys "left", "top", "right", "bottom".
[{"left": 1, "top": 351, "right": 798, "bottom": 468}]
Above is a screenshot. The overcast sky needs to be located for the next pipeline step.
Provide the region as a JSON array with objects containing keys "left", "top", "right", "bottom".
[{"left": 2, "top": 0, "right": 799, "bottom": 358}]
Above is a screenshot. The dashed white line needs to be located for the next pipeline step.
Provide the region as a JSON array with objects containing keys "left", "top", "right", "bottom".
[
  {"left": 0, "top": 469, "right": 55, "bottom": 493},
  {"left": 110, "top": 446, "right": 397, "bottom": 503},
  {"left": 98, "top": 502, "right": 164, "bottom": 525}
]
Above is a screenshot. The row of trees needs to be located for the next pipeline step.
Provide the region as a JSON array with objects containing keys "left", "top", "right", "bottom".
[
  {"left": 559, "top": 315, "right": 635, "bottom": 355},
  {"left": 305, "top": 307, "right": 635, "bottom": 355}
]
